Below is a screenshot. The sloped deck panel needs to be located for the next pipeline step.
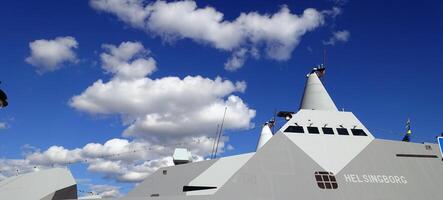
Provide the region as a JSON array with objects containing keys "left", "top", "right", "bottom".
[
  {"left": 127, "top": 158, "right": 217, "bottom": 198},
  {"left": 215, "top": 133, "right": 326, "bottom": 200},
  {"left": 0, "top": 168, "right": 77, "bottom": 200},
  {"left": 186, "top": 153, "right": 254, "bottom": 195}
]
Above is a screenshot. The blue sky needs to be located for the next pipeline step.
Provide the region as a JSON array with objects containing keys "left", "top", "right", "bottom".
[{"left": 1, "top": 0, "right": 443, "bottom": 197}]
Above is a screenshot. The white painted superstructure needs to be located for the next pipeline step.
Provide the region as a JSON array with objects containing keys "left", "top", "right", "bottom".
[
  {"left": 256, "top": 123, "right": 273, "bottom": 151},
  {"left": 300, "top": 71, "right": 338, "bottom": 111}
]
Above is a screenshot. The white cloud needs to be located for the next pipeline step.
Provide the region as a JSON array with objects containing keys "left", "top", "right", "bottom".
[
  {"left": 224, "top": 48, "right": 248, "bottom": 71},
  {"left": 2, "top": 41, "right": 244, "bottom": 184},
  {"left": 89, "top": 184, "right": 122, "bottom": 198},
  {"left": 67, "top": 41, "right": 252, "bottom": 181},
  {"left": 0, "top": 42, "right": 243, "bottom": 184},
  {"left": 323, "top": 30, "right": 350, "bottom": 45},
  {"left": 0, "top": 122, "right": 7, "bottom": 129},
  {"left": 23, "top": 139, "right": 162, "bottom": 182},
  {"left": 322, "top": 7, "right": 341, "bottom": 18},
  {"left": 70, "top": 41, "right": 255, "bottom": 142},
  {"left": 78, "top": 182, "right": 122, "bottom": 199},
  {"left": 101, "top": 41, "right": 156, "bottom": 80},
  {"left": 0, "top": 41, "right": 250, "bottom": 184},
  {"left": 1, "top": 136, "right": 192, "bottom": 183},
  {"left": 15, "top": 136, "right": 224, "bottom": 183},
  {"left": 90, "top": 0, "right": 328, "bottom": 70},
  {"left": 26, "top": 146, "right": 83, "bottom": 165},
  {"left": 20, "top": 138, "right": 162, "bottom": 182},
  {"left": 0, "top": 159, "right": 47, "bottom": 181},
  {"left": 25, "top": 36, "right": 79, "bottom": 73}
]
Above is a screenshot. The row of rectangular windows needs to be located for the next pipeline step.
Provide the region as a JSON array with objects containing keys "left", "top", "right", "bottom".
[{"left": 284, "top": 126, "right": 367, "bottom": 136}]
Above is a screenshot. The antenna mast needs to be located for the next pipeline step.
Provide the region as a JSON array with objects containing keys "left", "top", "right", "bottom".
[
  {"left": 272, "top": 109, "right": 276, "bottom": 134},
  {"left": 213, "top": 107, "right": 227, "bottom": 159},
  {"left": 323, "top": 48, "right": 327, "bottom": 67},
  {"left": 210, "top": 124, "right": 220, "bottom": 159}
]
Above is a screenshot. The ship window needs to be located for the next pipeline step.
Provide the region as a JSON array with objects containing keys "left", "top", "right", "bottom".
[
  {"left": 351, "top": 129, "right": 367, "bottom": 136},
  {"left": 307, "top": 127, "right": 320, "bottom": 134},
  {"left": 337, "top": 128, "right": 349, "bottom": 135},
  {"left": 322, "top": 127, "right": 334, "bottom": 135},
  {"left": 284, "top": 126, "right": 304, "bottom": 133}
]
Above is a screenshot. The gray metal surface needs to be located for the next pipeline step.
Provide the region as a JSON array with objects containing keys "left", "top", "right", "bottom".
[
  {"left": 127, "top": 158, "right": 217, "bottom": 197},
  {"left": 122, "top": 134, "right": 443, "bottom": 200},
  {"left": 0, "top": 168, "right": 77, "bottom": 200}
]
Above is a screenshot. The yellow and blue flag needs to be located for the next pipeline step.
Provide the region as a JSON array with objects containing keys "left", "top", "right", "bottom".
[{"left": 402, "top": 118, "right": 411, "bottom": 142}]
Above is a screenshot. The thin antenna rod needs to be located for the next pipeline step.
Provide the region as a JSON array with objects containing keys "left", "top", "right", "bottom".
[
  {"left": 210, "top": 124, "right": 220, "bottom": 159},
  {"left": 214, "top": 107, "right": 227, "bottom": 159},
  {"left": 272, "top": 109, "right": 276, "bottom": 134},
  {"left": 323, "top": 48, "right": 327, "bottom": 67}
]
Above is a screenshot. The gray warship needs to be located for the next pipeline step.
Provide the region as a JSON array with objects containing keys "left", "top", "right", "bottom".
[{"left": 1, "top": 67, "right": 443, "bottom": 200}]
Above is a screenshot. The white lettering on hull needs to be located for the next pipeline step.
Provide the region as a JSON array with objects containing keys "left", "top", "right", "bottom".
[{"left": 343, "top": 174, "right": 407, "bottom": 184}]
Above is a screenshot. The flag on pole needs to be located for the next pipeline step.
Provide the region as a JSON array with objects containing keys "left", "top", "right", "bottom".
[{"left": 402, "top": 118, "right": 412, "bottom": 142}]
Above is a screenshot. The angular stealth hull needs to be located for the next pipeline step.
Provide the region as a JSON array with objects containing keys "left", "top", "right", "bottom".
[
  {"left": 117, "top": 131, "right": 442, "bottom": 200},
  {"left": 116, "top": 69, "right": 443, "bottom": 200},
  {"left": 0, "top": 168, "right": 77, "bottom": 200}
]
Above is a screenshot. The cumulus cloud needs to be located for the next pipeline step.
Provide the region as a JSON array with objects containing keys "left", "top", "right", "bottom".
[
  {"left": 224, "top": 48, "right": 248, "bottom": 71},
  {"left": 25, "top": 36, "right": 79, "bottom": 73},
  {"left": 322, "top": 6, "right": 341, "bottom": 18},
  {"left": 78, "top": 180, "right": 123, "bottom": 199},
  {"left": 22, "top": 138, "right": 158, "bottom": 182},
  {"left": 70, "top": 41, "right": 255, "bottom": 142},
  {"left": 0, "top": 122, "right": 7, "bottom": 129},
  {"left": 14, "top": 136, "right": 222, "bottom": 183},
  {"left": 1, "top": 41, "right": 249, "bottom": 184},
  {"left": 90, "top": 0, "right": 330, "bottom": 70},
  {"left": 323, "top": 30, "right": 350, "bottom": 45},
  {"left": 68, "top": 41, "right": 253, "bottom": 180},
  {"left": 89, "top": 184, "right": 122, "bottom": 198},
  {"left": 101, "top": 41, "right": 156, "bottom": 80},
  {"left": 0, "top": 159, "right": 49, "bottom": 181},
  {"left": 26, "top": 146, "right": 83, "bottom": 166}
]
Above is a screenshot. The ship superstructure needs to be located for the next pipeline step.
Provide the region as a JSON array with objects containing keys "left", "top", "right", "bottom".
[{"left": 119, "top": 67, "right": 443, "bottom": 200}]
